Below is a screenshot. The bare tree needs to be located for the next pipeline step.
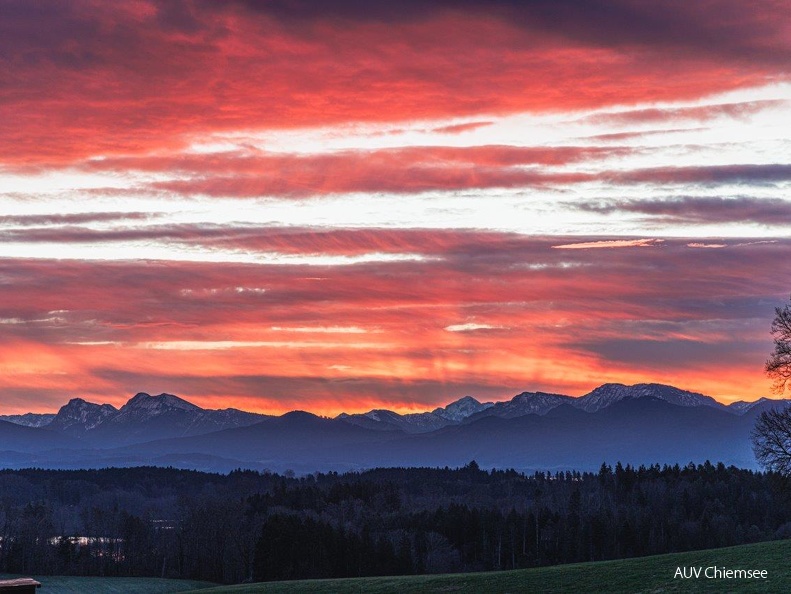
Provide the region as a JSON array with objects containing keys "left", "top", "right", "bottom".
[
  {"left": 765, "top": 296, "right": 791, "bottom": 393},
  {"left": 752, "top": 298, "right": 791, "bottom": 475},
  {"left": 751, "top": 408, "right": 791, "bottom": 475}
]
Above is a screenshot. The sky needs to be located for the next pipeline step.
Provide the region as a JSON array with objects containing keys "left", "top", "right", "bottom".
[{"left": 2, "top": 0, "right": 791, "bottom": 415}]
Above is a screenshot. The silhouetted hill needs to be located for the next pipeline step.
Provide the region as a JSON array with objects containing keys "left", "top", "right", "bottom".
[
  {"left": 104, "top": 412, "right": 406, "bottom": 473},
  {"left": 0, "top": 420, "right": 80, "bottom": 452},
  {"left": 330, "top": 398, "right": 753, "bottom": 472}
]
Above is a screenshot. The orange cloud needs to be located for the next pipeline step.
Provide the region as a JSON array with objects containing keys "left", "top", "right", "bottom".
[
  {"left": 552, "top": 239, "right": 664, "bottom": 249},
  {"left": 0, "top": 235, "right": 788, "bottom": 414}
]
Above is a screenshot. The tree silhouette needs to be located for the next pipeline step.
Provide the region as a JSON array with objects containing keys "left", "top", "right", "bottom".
[
  {"left": 765, "top": 296, "right": 791, "bottom": 393},
  {"left": 751, "top": 408, "right": 791, "bottom": 476},
  {"left": 753, "top": 297, "right": 791, "bottom": 475}
]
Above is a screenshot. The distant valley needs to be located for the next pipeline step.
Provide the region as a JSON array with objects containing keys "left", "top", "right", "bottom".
[{"left": 1, "top": 383, "right": 788, "bottom": 474}]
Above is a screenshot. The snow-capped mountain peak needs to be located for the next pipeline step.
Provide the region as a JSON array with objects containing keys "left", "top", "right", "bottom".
[
  {"left": 48, "top": 398, "right": 118, "bottom": 431},
  {"left": 0, "top": 412, "right": 57, "bottom": 428},
  {"left": 363, "top": 409, "right": 401, "bottom": 423},
  {"left": 727, "top": 397, "right": 791, "bottom": 416},
  {"left": 465, "top": 391, "right": 574, "bottom": 420},
  {"left": 40, "top": 392, "right": 267, "bottom": 444},
  {"left": 338, "top": 396, "right": 493, "bottom": 433},
  {"left": 122, "top": 392, "right": 201, "bottom": 413},
  {"left": 433, "top": 396, "right": 493, "bottom": 421},
  {"left": 575, "top": 383, "right": 726, "bottom": 413},
  {"left": 728, "top": 399, "right": 760, "bottom": 412}
]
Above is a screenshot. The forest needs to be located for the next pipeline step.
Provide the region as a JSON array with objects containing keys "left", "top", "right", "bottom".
[{"left": 0, "top": 462, "right": 789, "bottom": 584}]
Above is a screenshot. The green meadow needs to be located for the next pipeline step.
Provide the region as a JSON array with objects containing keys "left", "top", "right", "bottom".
[
  {"left": 0, "top": 575, "right": 215, "bottom": 593},
  {"left": 184, "top": 539, "right": 791, "bottom": 594},
  {"left": 3, "top": 539, "right": 788, "bottom": 593}
]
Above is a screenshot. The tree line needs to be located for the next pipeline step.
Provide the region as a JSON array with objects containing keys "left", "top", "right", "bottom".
[{"left": 0, "top": 462, "right": 789, "bottom": 583}]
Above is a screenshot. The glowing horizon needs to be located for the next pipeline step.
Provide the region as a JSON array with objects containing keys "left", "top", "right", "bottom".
[{"left": 2, "top": 1, "right": 791, "bottom": 415}]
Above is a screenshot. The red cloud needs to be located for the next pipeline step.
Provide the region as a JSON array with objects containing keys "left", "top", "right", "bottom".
[
  {"left": 1, "top": 1, "right": 787, "bottom": 166},
  {"left": 75, "top": 145, "right": 618, "bottom": 197}
]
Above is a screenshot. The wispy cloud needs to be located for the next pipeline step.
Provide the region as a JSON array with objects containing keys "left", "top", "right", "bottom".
[
  {"left": 687, "top": 242, "right": 728, "bottom": 249},
  {"left": 581, "top": 99, "right": 788, "bottom": 126},
  {"left": 444, "top": 323, "right": 501, "bottom": 332}
]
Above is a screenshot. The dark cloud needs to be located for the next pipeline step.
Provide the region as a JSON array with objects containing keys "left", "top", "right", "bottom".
[
  {"left": 90, "top": 368, "right": 511, "bottom": 412},
  {"left": 576, "top": 196, "right": 791, "bottom": 225},
  {"left": 614, "top": 164, "right": 791, "bottom": 186},
  {"left": 0, "top": 222, "right": 231, "bottom": 244},
  {"left": 226, "top": 1, "right": 791, "bottom": 66},
  {"left": 0, "top": 387, "right": 104, "bottom": 413},
  {"left": 500, "top": 1, "right": 791, "bottom": 66},
  {"left": 575, "top": 337, "right": 767, "bottom": 371},
  {"left": 0, "top": 212, "right": 158, "bottom": 227},
  {"left": 579, "top": 128, "right": 709, "bottom": 143},
  {"left": 582, "top": 99, "right": 787, "bottom": 127}
]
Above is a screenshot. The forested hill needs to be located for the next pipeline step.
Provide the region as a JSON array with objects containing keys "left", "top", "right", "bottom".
[{"left": 1, "top": 463, "right": 790, "bottom": 584}]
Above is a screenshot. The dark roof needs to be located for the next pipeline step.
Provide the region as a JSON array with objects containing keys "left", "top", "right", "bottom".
[{"left": 0, "top": 578, "right": 41, "bottom": 591}]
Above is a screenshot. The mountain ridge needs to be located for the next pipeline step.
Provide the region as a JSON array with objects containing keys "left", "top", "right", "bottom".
[
  {"left": 338, "top": 395, "right": 494, "bottom": 433},
  {"left": 2, "top": 382, "right": 783, "bottom": 434},
  {"left": 574, "top": 383, "right": 729, "bottom": 413},
  {"left": 39, "top": 392, "right": 271, "bottom": 446},
  {"left": 0, "top": 382, "right": 787, "bottom": 475}
]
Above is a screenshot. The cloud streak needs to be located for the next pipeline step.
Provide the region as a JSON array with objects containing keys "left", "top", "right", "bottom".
[
  {"left": 1, "top": 235, "right": 788, "bottom": 412},
  {"left": 582, "top": 99, "right": 788, "bottom": 126},
  {"left": 87, "top": 145, "right": 617, "bottom": 197},
  {"left": 576, "top": 196, "right": 791, "bottom": 226}
]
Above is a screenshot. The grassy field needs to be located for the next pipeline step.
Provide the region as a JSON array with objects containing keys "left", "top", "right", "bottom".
[
  {"left": 182, "top": 539, "right": 791, "bottom": 594},
  {"left": 0, "top": 575, "right": 216, "bottom": 593}
]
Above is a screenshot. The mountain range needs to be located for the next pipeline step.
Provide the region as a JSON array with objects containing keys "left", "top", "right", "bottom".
[
  {"left": 0, "top": 383, "right": 789, "bottom": 474},
  {"left": 39, "top": 392, "right": 270, "bottom": 446}
]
